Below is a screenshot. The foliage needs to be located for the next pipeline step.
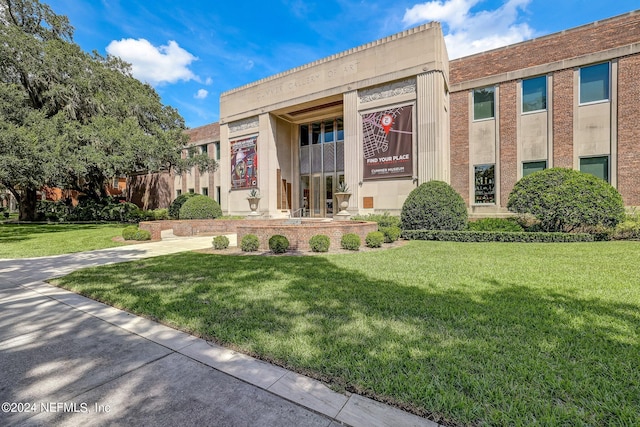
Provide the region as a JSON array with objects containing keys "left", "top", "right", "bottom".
[
  {"left": 240, "top": 234, "right": 260, "bottom": 252},
  {"left": 0, "top": 1, "right": 217, "bottom": 221},
  {"left": 247, "top": 188, "right": 260, "bottom": 198},
  {"left": 379, "top": 226, "right": 402, "bottom": 243},
  {"left": 121, "top": 225, "right": 151, "bottom": 241},
  {"left": 401, "top": 181, "right": 468, "bottom": 231},
  {"left": 36, "top": 197, "right": 142, "bottom": 222},
  {"left": 402, "top": 229, "right": 594, "bottom": 242},
  {"left": 168, "top": 192, "right": 198, "bottom": 219},
  {"left": 309, "top": 234, "right": 330, "bottom": 252},
  {"left": 340, "top": 233, "right": 361, "bottom": 250},
  {"left": 212, "top": 235, "right": 230, "bottom": 250},
  {"left": 336, "top": 181, "right": 349, "bottom": 193},
  {"left": 352, "top": 212, "right": 401, "bottom": 228},
  {"left": 365, "top": 231, "right": 384, "bottom": 248},
  {"left": 613, "top": 210, "right": 640, "bottom": 240},
  {"left": 466, "top": 217, "right": 524, "bottom": 232},
  {"left": 268, "top": 234, "right": 290, "bottom": 254},
  {"left": 507, "top": 168, "right": 625, "bottom": 232},
  {"left": 178, "top": 195, "right": 222, "bottom": 220}
]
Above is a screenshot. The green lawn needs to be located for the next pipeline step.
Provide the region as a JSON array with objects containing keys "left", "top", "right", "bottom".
[
  {"left": 52, "top": 241, "right": 640, "bottom": 426},
  {"left": 0, "top": 223, "right": 127, "bottom": 258}
]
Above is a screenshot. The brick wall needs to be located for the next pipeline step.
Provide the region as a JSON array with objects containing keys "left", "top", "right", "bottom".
[
  {"left": 450, "top": 91, "right": 469, "bottom": 204},
  {"left": 617, "top": 54, "right": 640, "bottom": 206},
  {"left": 450, "top": 12, "right": 640, "bottom": 84},
  {"left": 499, "top": 81, "right": 518, "bottom": 207},
  {"left": 552, "top": 69, "right": 574, "bottom": 168}
]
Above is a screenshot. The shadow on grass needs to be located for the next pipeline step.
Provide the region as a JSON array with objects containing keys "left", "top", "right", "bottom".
[{"left": 55, "top": 252, "right": 640, "bottom": 426}]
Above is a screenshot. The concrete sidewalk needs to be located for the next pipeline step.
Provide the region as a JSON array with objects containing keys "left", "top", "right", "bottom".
[{"left": 0, "top": 237, "right": 439, "bottom": 427}]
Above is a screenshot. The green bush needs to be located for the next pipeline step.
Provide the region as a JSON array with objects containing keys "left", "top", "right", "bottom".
[
  {"left": 466, "top": 218, "right": 524, "bottom": 232},
  {"left": 309, "top": 234, "right": 331, "bottom": 252},
  {"left": 365, "top": 231, "right": 384, "bottom": 248},
  {"left": 613, "top": 211, "right": 640, "bottom": 240},
  {"left": 402, "top": 229, "right": 594, "bottom": 243},
  {"left": 241, "top": 234, "right": 260, "bottom": 252},
  {"left": 168, "top": 192, "right": 198, "bottom": 219},
  {"left": 507, "top": 168, "right": 625, "bottom": 232},
  {"left": 179, "top": 195, "right": 223, "bottom": 220},
  {"left": 122, "top": 226, "right": 151, "bottom": 241},
  {"left": 401, "top": 181, "right": 468, "bottom": 231},
  {"left": 213, "top": 235, "right": 230, "bottom": 250},
  {"left": 133, "top": 229, "right": 151, "bottom": 241},
  {"left": 341, "top": 233, "right": 361, "bottom": 251},
  {"left": 379, "top": 226, "right": 402, "bottom": 243},
  {"left": 352, "top": 212, "right": 401, "bottom": 228},
  {"left": 268, "top": 235, "right": 290, "bottom": 254}
]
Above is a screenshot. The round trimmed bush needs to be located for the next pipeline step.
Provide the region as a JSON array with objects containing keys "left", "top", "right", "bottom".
[
  {"left": 379, "top": 226, "right": 402, "bottom": 243},
  {"left": 122, "top": 225, "right": 138, "bottom": 240},
  {"left": 179, "top": 195, "right": 223, "bottom": 220},
  {"left": 213, "top": 235, "right": 230, "bottom": 250},
  {"left": 133, "top": 229, "right": 151, "bottom": 241},
  {"left": 365, "top": 231, "right": 384, "bottom": 248},
  {"left": 340, "top": 233, "right": 361, "bottom": 251},
  {"left": 309, "top": 234, "right": 330, "bottom": 252},
  {"left": 168, "top": 192, "right": 198, "bottom": 219},
  {"left": 507, "top": 168, "right": 625, "bottom": 232},
  {"left": 268, "top": 235, "right": 290, "bottom": 254},
  {"left": 241, "top": 234, "right": 260, "bottom": 252},
  {"left": 401, "top": 181, "right": 468, "bottom": 231}
]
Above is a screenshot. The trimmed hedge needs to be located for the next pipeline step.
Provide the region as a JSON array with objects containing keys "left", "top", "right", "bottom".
[
  {"left": 365, "top": 231, "right": 384, "bottom": 248},
  {"left": 122, "top": 226, "right": 151, "bottom": 241},
  {"left": 402, "top": 230, "right": 595, "bottom": 243},
  {"left": 168, "top": 192, "right": 198, "bottom": 219},
  {"left": 467, "top": 218, "right": 524, "bottom": 232},
  {"left": 379, "top": 226, "right": 402, "bottom": 243},
  {"left": 212, "top": 235, "right": 230, "bottom": 250},
  {"left": 352, "top": 212, "right": 401, "bottom": 228},
  {"left": 241, "top": 234, "right": 260, "bottom": 252},
  {"left": 269, "top": 235, "right": 290, "bottom": 254},
  {"left": 309, "top": 234, "right": 330, "bottom": 252},
  {"left": 401, "top": 181, "right": 468, "bottom": 231},
  {"left": 179, "top": 195, "right": 223, "bottom": 220},
  {"left": 341, "top": 233, "right": 361, "bottom": 250}
]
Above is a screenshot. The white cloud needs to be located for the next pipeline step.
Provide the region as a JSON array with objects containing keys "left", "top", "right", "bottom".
[
  {"left": 106, "top": 38, "right": 198, "bottom": 85},
  {"left": 194, "top": 89, "right": 208, "bottom": 99},
  {"left": 403, "top": 0, "right": 534, "bottom": 59},
  {"left": 205, "top": 77, "right": 213, "bottom": 85}
]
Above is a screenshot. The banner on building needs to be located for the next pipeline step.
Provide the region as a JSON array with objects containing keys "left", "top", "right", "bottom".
[
  {"left": 362, "top": 105, "right": 413, "bottom": 180},
  {"left": 231, "top": 136, "right": 258, "bottom": 190}
]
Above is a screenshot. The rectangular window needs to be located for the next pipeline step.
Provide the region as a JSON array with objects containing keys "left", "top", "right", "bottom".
[
  {"left": 176, "top": 189, "right": 182, "bottom": 197},
  {"left": 473, "top": 87, "right": 495, "bottom": 120},
  {"left": 188, "top": 188, "right": 194, "bottom": 193},
  {"left": 523, "top": 160, "right": 547, "bottom": 177},
  {"left": 216, "top": 186, "right": 221, "bottom": 204},
  {"left": 311, "top": 122, "right": 321, "bottom": 144},
  {"left": 580, "top": 63, "right": 610, "bottom": 104},
  {"left": 474, "top": 164, "right": 496, "bottom": 204},
  {"left": 323, "top": 120, "right": 334, "bottom": 143},
  {"left": 201, "top": 187, "right": 208, "bottom": 196},
  {"left": 200, "top": 144, "right": 208, "bottom": 155},
  {"left": 522, "top": 76, "right": 547, "bottom": 113},
  {"left": 336, "top": 118, "right": 344, "bottom": 141},
  {"left": 580, "top": 156, "right": 609, "bottom": 182},
  {"left": 300, "top": 124, "right": 309, "bottom": 146},
  {"left": 214, "top": 142, "right": 220, "bottom": 160}
]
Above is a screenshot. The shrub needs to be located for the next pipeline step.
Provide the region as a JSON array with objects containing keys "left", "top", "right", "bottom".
[
  {"left": 352, "top": 212, "right": 401, "bottom": 228},
  {"left": 269, "top": 235, "right": 290, "bottom": 254},
  {"left": 379, "top": 226, "right": 402, "bottom": 243},
  {"left": 401, "top": 181, "right": 468, "bottom": 231},
  {"left": 213, "top": 235, "right": 230, "bottom": 250},
  {"left": 241, "top": 234, "right": 260, "bottom": 252},
  {"left": 467, "top": 218, "right": 524, "bottom": 232},
  {"left": 365, "top": 231, "right": 384, "bottom": 248},
  {"left": 309, "top": 234, "right": 331, "bottom": 252},
  {"left": 341, "top": 233, "right": 361, "bottom": 251},
  {"left": 507, "top": 168, "right": 625, "bottom": 233},
  {"left": 402, "top": 229, "right": 594, "bottom": 243},
  {"left": 168, "top": 192, "right": 198, "bottom": 219},
  {"left": 613, "top": 210, "right": 640, "bottom": 240},
  {"left": 133, "top": 229, "right": 151, "bottom": 241},
  {"left": 179, "top": 195, "right": 223, "bottom": 220},
  {"left": 122, "top": 226, "right": 151, "bottom": 241}
]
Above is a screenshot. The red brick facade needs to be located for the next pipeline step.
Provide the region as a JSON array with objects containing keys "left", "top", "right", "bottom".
[
  {"left": 499, "top": 81, "right": 517, "bottom": 206},
  {"left": 449, "top": 91, "right": 469, "bottom": 205},
  {"left": 617, "top": 55, "right": 640, "bottom": 206},
  {"left": 552, "top": 69, "right": 574, "bottom": 169}
]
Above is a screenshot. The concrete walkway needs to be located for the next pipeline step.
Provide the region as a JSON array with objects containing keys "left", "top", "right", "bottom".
[{"left": 0, "top": 236, "right": 439, "bottom": 427}]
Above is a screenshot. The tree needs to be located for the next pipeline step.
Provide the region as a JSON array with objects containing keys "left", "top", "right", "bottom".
[{"left": 0, "top": 0, "right": 216, "bottom": 220}]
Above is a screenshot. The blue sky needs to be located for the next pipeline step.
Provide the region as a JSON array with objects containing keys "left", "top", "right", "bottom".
[{"left": 45, "top": 0, "right": 639, "bottom": 129}]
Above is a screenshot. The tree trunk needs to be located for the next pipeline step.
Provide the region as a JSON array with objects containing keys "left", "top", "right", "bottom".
[{"left": 18, "top": 187, "right": 38, "bottom": 221}]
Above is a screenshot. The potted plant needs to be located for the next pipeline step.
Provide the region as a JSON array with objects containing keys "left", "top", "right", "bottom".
[
  {"left": 247, "top": 188, "right": 261, "bottom": 216},
  {"left": 334, "top": 181, "right": 351, "bottom": 218}
]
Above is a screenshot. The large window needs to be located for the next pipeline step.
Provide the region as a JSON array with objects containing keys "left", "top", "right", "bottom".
[
  {"left": 474, "top": 164, "right": 495, "bottom": 204},
  {"left": 473, "top": 87, "right": 495, "bottom": 120},
  {"left": 580, "top": 156, "right": 609, "bottom": 182},
  {"left": 522, "top": 76, "right": 547, "bottom": 113},
  {"left": 214, "top": 142, "right": 220, "bottom": 160},
  {"left": 580, "top": 63, "right": 610, "bottom": 104},
  {"left": 523, "top": 161, "right": 547, "bottom": 177}
]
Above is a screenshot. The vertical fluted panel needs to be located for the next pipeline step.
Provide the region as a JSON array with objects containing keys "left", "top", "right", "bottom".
[
  {"left": 343, "top": 90, "right": 359, "bottom": 208},
  {"left": 416, "top": 72, "right": 449, "bottom": 183}
]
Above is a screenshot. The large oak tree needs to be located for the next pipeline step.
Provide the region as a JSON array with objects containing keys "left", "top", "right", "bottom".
[{"left": 0, "top": 0, "right": 214, "bottom": 220}]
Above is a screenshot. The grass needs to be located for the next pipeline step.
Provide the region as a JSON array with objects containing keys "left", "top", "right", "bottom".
[
  {"left": 52, "top": 241, "right": 640, "bottom": 426},
  {"left": 0, "top": 223, "right": 127, "bottom": 258}
]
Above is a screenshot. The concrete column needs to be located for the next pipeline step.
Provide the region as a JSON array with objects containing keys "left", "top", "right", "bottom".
[
  {"left": 416, "top": 72, "right": 449, "bottom": 184},
  {"left": 343, "top": 90, "right": 359, "bottom": 211}
]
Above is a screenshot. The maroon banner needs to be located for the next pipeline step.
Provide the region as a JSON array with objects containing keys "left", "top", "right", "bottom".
[
  {"left": 231, "top": 136, "right": 258, "bottom": 190},
  {"left": 362, "top": 106, "right": 413, "bottom": 180}
]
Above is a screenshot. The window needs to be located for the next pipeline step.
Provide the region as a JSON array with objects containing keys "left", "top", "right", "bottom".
[
  {"left": 188, "top": 188, "right": 194, "bottom": 193},
  {"left": 311, "top": 122, "right": 321, "bottom": 144},
  {"left": 323, "top": 120, "right": 334, "bottom": 143},
  {"left": 216, "top": 186, "right": 221, "bottom": 204},
  {"left": 201, "top": 187, "right": 208, "bottom": 196},
  {"left": 474, "top": 164, "right": 495, "bottom": 204},
  {"left": 580, "top": 156, "right": 609, "bottom": 182},
  {"left": 214, "top": 142, "right": 220, "bottom": 160},
  {"left": 176, "top": 189, "right": 182, "bottom": 197},
  {"left": 522, "top": 76, "right": 547, "bottom": 113},
  {"left": 200, "top": 144, "right": 208, "bottom": 155},
  {"left": 473, "top": 87, "right": 495, "bottom": 120},
  {"left": 300, "top": 124, "right": 309, "bottom": 146},
  {"left": 580, "top": 63, "right": 610, "bottom": 104},
  {"left": 523, "top": 161, "right": 547, "bottom": 177},
  {"left": 336, "top": 118, "right": 344, "bottom": 141}
]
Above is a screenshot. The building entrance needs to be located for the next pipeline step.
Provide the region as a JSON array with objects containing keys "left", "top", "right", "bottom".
[{"left": 299, "top": 118, "right": 344, "bottom": 217}]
